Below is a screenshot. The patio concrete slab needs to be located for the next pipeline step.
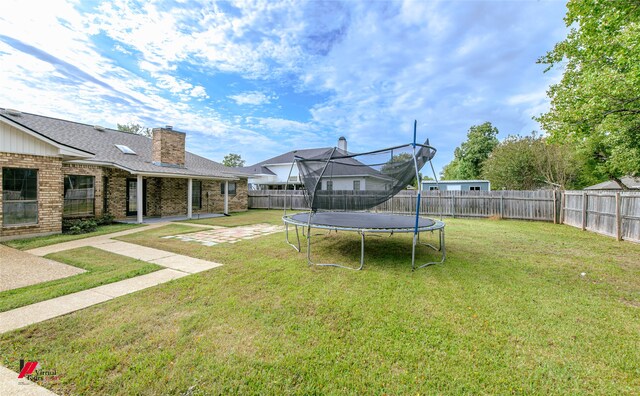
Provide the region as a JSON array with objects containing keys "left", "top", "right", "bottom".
[
  {"left": 0, "top": 365, "right": 58, "bottom": 396},
  {"left": 0, "top": 245, "right": 86, "bottom": 292},
  {"left": 149, "top": 255, "right": 222, "bottom": 274}
]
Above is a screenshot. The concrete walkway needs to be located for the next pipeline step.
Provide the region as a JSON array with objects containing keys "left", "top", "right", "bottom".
[
  {"left": 0, "top": 221, "right": 224, "bottom": 394},
  {"left": 2, "top": 222, "right": 223, "bottom": 334}
]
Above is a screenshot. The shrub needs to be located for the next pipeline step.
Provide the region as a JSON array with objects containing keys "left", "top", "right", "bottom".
[
  {"left": 62, "top": 218, "right": 98, "bottom": 235},
  {"left": 96, "top": 213, "right": 115, "bottom": 226}
]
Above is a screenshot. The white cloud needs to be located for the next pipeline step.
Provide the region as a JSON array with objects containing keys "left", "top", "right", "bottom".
[
  {"left": 190, "top": 86, "right": 209, "bottom": 99},
  {"left": 228, "top": 91, "right": 274, "bottom": 106},
  {"left": 0, "top": 0, "right": 570, "bottom": 173}
]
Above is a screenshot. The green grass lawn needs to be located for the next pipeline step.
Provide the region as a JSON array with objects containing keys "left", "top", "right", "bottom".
[
  {"left": 2, "top": 223, "right": 143, "bottom": 251},
  {"left": 1, "top": 210, "right": 639, "bottom": 394},
  {"left": 0, "top": 247, "right": 161, "bottom": 312}
]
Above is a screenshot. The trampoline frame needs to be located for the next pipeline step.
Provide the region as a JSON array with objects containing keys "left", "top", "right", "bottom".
[
  {"left": 283, "top": 212, "right": 446, "bottom": 270},
  {"left": 283, "top": 120, "right": 446, "bottom": 271}
]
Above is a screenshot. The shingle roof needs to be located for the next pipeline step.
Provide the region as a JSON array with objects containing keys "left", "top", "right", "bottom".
[
  {"left": 585, "top": 177, "right": 640, "bottom": 190},
  {"left": 0, "top": 109, "right": 248, "bottom": 179},
  {"left": 241, "top": 146, "right": 389, "bottom": 179}
]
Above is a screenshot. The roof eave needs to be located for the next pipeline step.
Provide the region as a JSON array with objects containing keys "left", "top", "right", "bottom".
[
  {"left": 66, "top": 159, "right": 241, "bottom": 180},
  {"left": 0, "top": 114, "right": 94, "bottom": 158}
]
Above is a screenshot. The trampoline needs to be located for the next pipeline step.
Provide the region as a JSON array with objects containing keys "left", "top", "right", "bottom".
[
  {"left": 283, "top": 212, "right": 445, "bottom": 270},
  {"left": 282, "top": 120, "right": 446, "bottom": 270}
]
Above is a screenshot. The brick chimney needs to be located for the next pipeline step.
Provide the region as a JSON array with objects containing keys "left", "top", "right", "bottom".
[
  {"left": 152, "top": 126, "right": 185, "bottom": 167},
  {"left": 338, "top": 136, "right": 347, "bottom": 152}
]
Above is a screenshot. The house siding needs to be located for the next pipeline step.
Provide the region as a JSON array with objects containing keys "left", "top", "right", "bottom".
[{"left": 0, "top": 153, "right": 63, "bottom": 240}]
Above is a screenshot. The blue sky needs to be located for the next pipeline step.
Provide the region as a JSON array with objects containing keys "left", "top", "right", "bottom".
[{"left": 0, "top": 0, "right": 568, "bottom": 174}]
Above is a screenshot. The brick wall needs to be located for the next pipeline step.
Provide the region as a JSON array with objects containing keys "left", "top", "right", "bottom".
[
  {"left": 103, "top": 168, "right": 130, "bottom": 219},
  {"left": 62, "top": 163, "right": 104, "bottom": 217},
  {"left": 160, "top": 178, "right": 187, "bottom": 216},
  {"left": 193, "top": 179, "right": 248, "bottom": 213},
  {"left": 0, "top": 153, "right": 63, "bottom": 239}
]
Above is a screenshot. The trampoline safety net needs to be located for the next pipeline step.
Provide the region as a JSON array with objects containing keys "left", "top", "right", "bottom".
[{"left": 295, "top": 140, "right": 436, "bottom": 211}]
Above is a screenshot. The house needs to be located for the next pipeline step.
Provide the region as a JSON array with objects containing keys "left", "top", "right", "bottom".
[
  {"left": 0, "top": 108, "right": 249, "bottom": 241},
  {"left": 242, "top": 137, "right": 391, "bottom": 191},
  {"left": 584, "top": 177, "right": 640, "bottom": 190},
  {"left": 422, "top": 179, "right": 491, "bottom": 191}
]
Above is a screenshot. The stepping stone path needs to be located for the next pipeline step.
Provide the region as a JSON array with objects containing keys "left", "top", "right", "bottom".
[{"left": 162, "top": 223, "right": 283, "bottom": 246}]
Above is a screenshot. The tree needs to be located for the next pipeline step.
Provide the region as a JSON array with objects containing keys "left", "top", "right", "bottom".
[
  {"left": 482, "top": 135, "right": 540, "bottom": 190},
  {"left": 482, "top": 133, "right": 582, "bottom": 190},
  {"left": 441, "top": 122, "right": 499, "bottom": 180},
  {"left": 537, "top": 0, "right": 640, "bottom": 189},
  {"left": 222, "top": 153, "right": 245, "bottom": 167},
  {"left": 381, "top": 153, "right": 422, "bottom": 188},
  {"left": 117, "top": 123, "right": 151, "bottom": 137}
]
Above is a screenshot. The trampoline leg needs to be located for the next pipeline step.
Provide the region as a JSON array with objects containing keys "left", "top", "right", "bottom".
[
  {"left": 306, "top": 229, "right": 365, "bottom": 270},
  {"left": 359, "top": 232, "right": 365, "bottom": 270},
  {"left": 411, "top": 233, "right": 417, "bottom": 271},
  {"left": 284, "top": 223, "right": 301, "bottom": 252},
  {"left": 416, "top": 227, "right": 446, "bottom": 269}
]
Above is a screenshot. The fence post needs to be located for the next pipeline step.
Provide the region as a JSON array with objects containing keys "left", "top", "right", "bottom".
[
  {"left": 500, "top": 192, "right": 504, "bottom": 219},
  {"left": 616, "top": 192, "right": 622, "bottom": 241},
  {"left": 268, "top": 193, "right": 271, "bottom": 210},
  {"left": 560, "top": 191, "right": 565, "bottom": 224},
  {"left": 582, "top": 192, "right": 588, "bottom": 231},
  {"left": 451, "top": 193, "right": 456, "bottom": 218},
  {"left": 553, "top": 190, "right": 557, "bottom": 224}
]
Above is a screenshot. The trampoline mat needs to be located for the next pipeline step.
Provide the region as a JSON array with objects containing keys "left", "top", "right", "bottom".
[{"left": 289, "top": 212, "right": 435, "bottom": 230}]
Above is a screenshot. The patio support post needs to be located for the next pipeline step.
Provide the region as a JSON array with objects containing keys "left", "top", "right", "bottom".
[
  {"left": 136, "top": 174, "right": 143, "bottom": 224},
  {"left": 187, "top": 178, "right": 193, "bottom": 219},
  {"left": 224, "top": 180, "right": 229, "bottom": 215}
]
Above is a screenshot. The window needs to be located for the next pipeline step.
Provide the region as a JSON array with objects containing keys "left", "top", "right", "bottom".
[
  {"left": 220, "top": 182, "right": 237, "bottom": 196},
  {"left": 2, "top": 168, "right": 38, "bottom": 225},
  {"left": 115, "top": 144, "right": 136, "bottom": 155},
  {"left": 192, "top": 181, "right": 202, "bottom": 210},
  {"left": 429, "top": 186, "right": 439, "bottom": 191},
  {"left": 64, "top": 175, "right": 95, "bottom": 217},
  {"left": 326, "top": 180, "right": 333, "bottom": 191},
  {"left": 353, "top": 180, "right": 361, "bottom": 191},
  {"left": 469, "top": 186, "right": 481, "bottom": 191}
]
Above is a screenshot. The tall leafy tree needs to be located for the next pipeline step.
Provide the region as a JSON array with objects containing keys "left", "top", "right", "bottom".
[
  {"left": 482, "top": 133, "right": 582, "bottom": 190},
  {"left": 222, "top": 153, "right": 245, "bottom": 167},
  {"left": 441, "top": 122, "right": 499, "bottom": 180},
  {"left": 537, "top": 0, "right": 640, "bottom": 188},
  {"left": 117, "top": 123, "right": 151, "bottom": 137}
]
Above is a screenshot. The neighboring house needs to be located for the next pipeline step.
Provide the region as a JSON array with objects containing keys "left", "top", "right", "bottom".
[
  {"left": 422, "top": 180, "right": 491, "bottom": 191},
  {"left": 584, "top": 177, "right": 640, "bottom": 190},
  {"left": 0, "top": 108, "right": 249, "bottom": 240},
  {"left": 242, "top": 137, "right": 391, "bottom": 191}
]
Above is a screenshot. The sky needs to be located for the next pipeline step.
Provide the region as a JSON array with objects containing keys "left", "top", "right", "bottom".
[{"left": 0, "top": 0, "right": 569, "bottom": 174}]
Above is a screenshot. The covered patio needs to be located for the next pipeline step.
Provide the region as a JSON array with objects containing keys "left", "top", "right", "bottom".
[{"left": 120, "top": 172, "right": 242, "bottom": 224}]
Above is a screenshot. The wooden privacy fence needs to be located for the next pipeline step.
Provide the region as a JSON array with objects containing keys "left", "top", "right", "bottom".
[
  {"left": 249, "top": 189, "right": 640, "bottom": 242},
  {"left": 562, "top": 191, "right": 640, "bottom": 243},
  {"left": 249, "top": 190, "right": 560, "bottom": 223}
]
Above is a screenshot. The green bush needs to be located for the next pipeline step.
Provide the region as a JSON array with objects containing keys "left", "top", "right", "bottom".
[
  {"left": 62, "top": 218, "right": 98, "bottom": 235},
  {"left": 95, "top": 213, "right": 115, "bottom": 226}
]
